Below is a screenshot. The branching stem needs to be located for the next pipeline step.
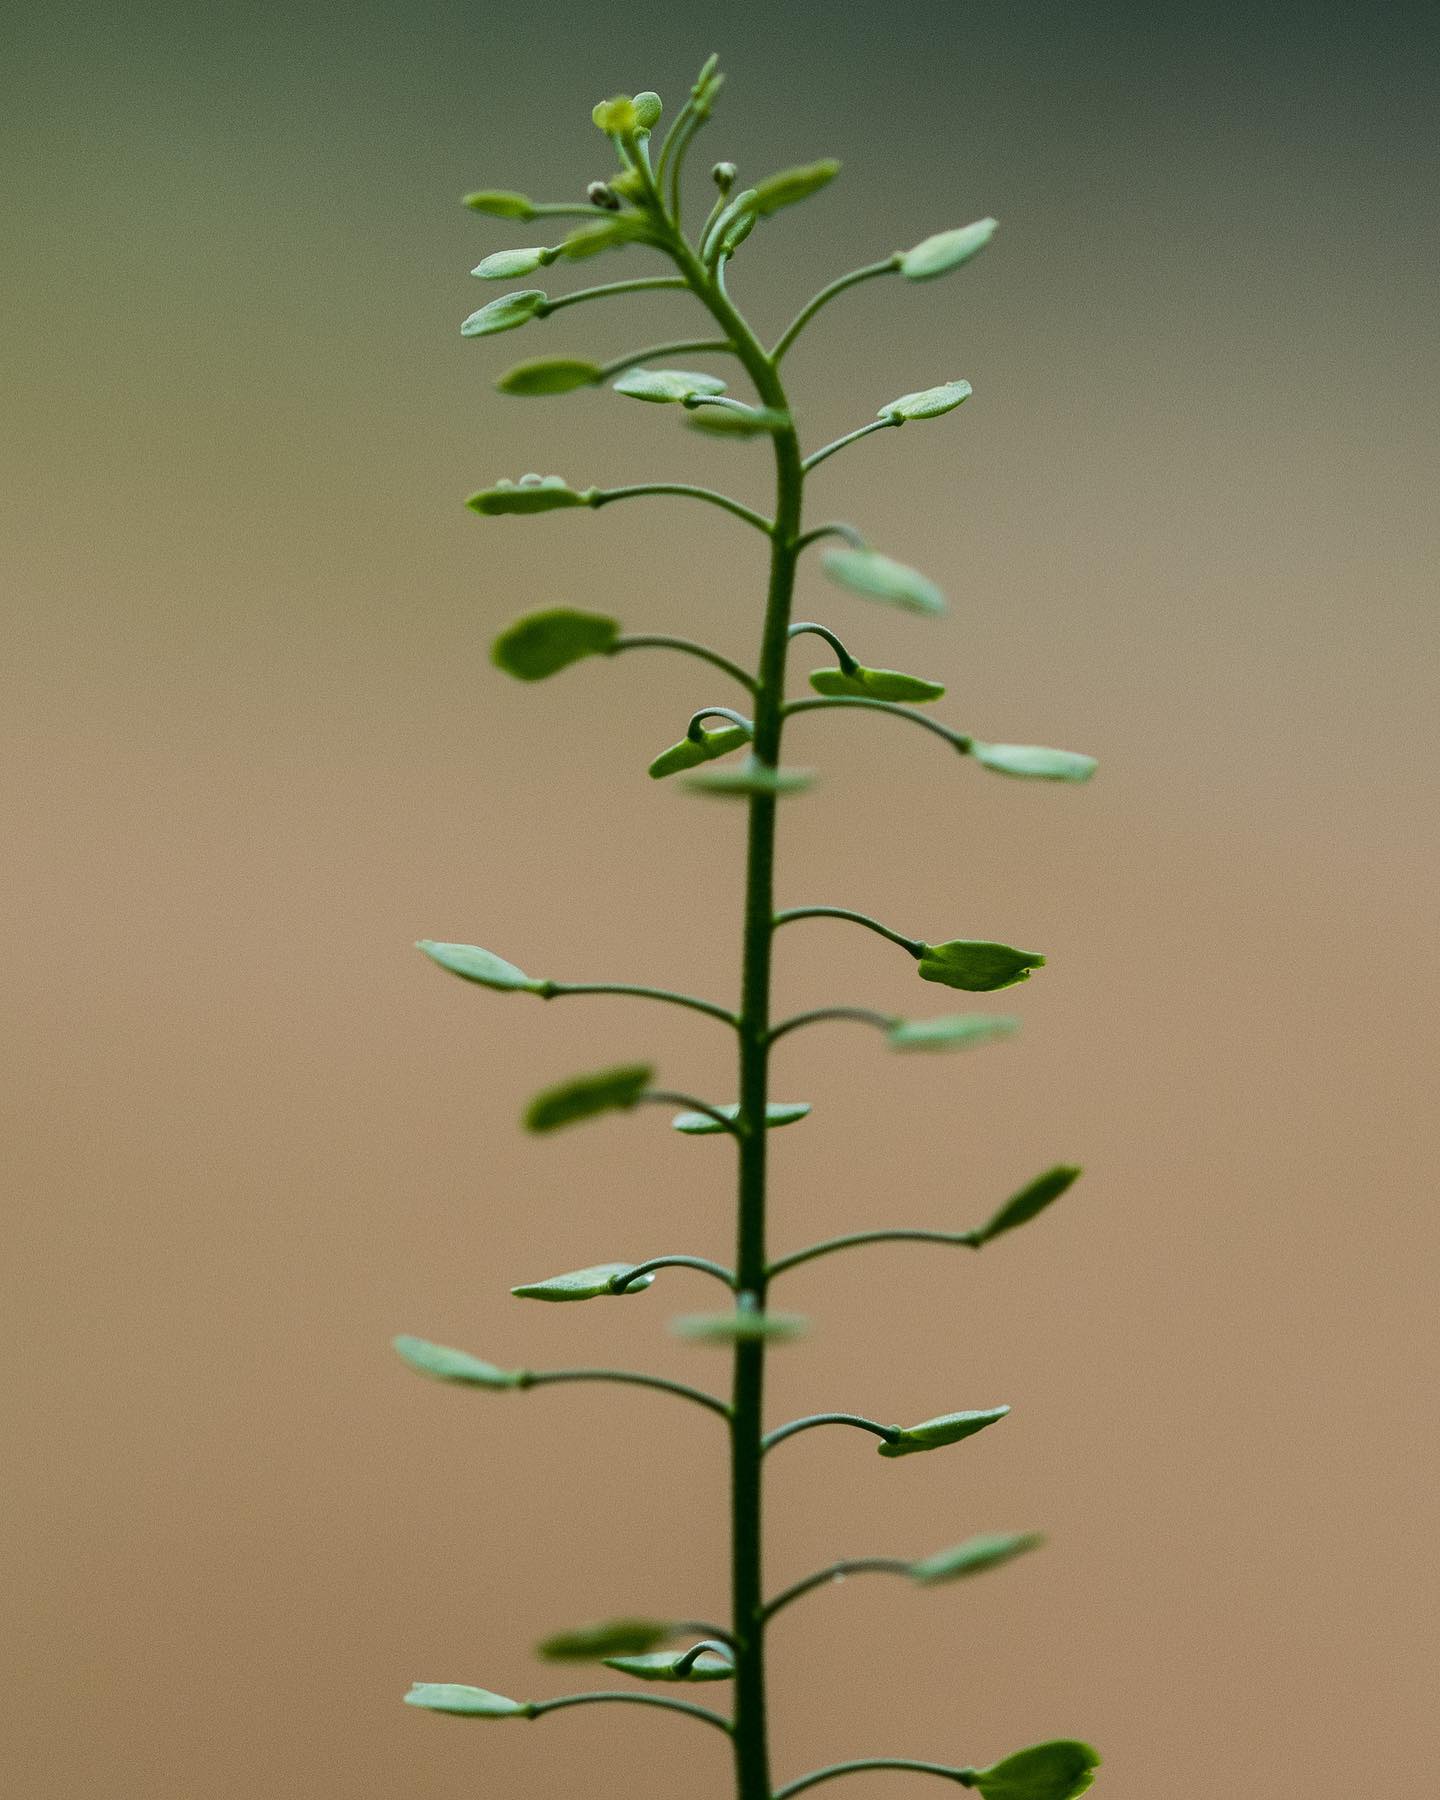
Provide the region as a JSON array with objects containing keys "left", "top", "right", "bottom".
[
  {"left": 609, "top": 634, "right": 758, "bottom": 693},
  {"left": 592, "top": 483, "right": 773, "bottom": 535},
  {"left": 775, "top": 1760, "right": 974, "bottom": 1797},
  {"left": 783, "top": 695, "right": 973, "bottom": 754},
  {"left": 529, "top": 1691, "right": 733, "bottom": 1734},
  {"left": 540, "top": 981, "right": 739, "bottom": 1029},
  {"left": 772, "top": 906, "right": 923, "bottom": 958},
  {"left": 803, "top": 418, "right": 898, "bottom": 473},
  {"left": 768, "top": 1229, "right": 977, "bottom": 1279},
  {"left": 762, "top": 1559, "right": 914, "bottom": 1623},
  {"left": 610, "top": 1255, "right": 738, "bottom": 1292},
  {"left": 771, "top": 257, "right": 901, "bottom": 362},
  {"left": 760, "top": 1413, "right": 901, "bottom": 1455},
  {"left": 768, "top": 1007, "right": 894, "bottom": 1045},
  {"left": 524, "top": 1367, "right": 731, "bottom": 1421}
]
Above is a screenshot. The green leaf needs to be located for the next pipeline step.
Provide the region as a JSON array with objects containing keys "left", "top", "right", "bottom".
[
  {"left": 496, "top": 357, "right": 604, "bottom": 396},
  {"left": 524, "top": 1063, "right": 653, "bottom": 1133},
  {"left": 462, "top": 190, "right": 537, "bottom": 219},
  {"left": 404, "top": 1682, "right": 531, "bottom": 1717},
  {"left": 648, "top": 725, "right": 751, "bottom": 779},
  {"left": 417, "top": 939, "right": 545, "bottom": 993},
  {"left": 809, "top": 664, "right": 945, "bottom": 703},
  {"left": 753, "top": 159, "right": 841, "bottom": 215},
  {"left": 682, "top": 758, "right": 815, "bottom": 797},
  {"left": 612, "top": 368, "right": 728, "bottom": 404},
  {"left": 965, "top": 1740, "right": 1100, "bottom": 1800},
  {"left": 473, "top": 247, "right": 555, "bottom": 279},
  {"left": 671, "top": 1101, "right": 810, "bottom": 1135},
  {"left": 822, "top": 547, "right": 944, "bottom": 616},
  {"left": 467, "top": 476, "right": 594, "bottom": 517},
  {"left": 878, "top": 1406, "right": 1010, "bottom": 1459},
  {"left": 917, "top": 940, "right": 1046, "bottom": 993},
  {"left": 899, "top": 217, "right": 999, "bottom": 280},
  {"left": 878, "top": 379, "right": 972, "bottom": 422},
  {"left": 971, "top": 1166, "right": 1081, "bottom": 1246},
  {"left": 392, "top": 1335, "right": 523, "bottom": 1389},
  {"left": 461, "top": 289, "right": 546, "bottom": 338},
  {"left": 671, "top": 1310, "right": 809, "bottom": 1343},
  {"left": 537, "top": 1618, "right": 675, "bottom": 1662},
  {"left": 887, "top": 1013, "right": 1018, "bottom": 1052},
  {"left": 511, "top": 1262, "right": 653, "bottom": 1302},
  {"left": 602, "top": 1650, "right": 734, "bottom": 1682},
  {"left": 909, "top": 1531, "right": 1044, "bottom": 1586},
  {"left": 491, "top": 606, "right": 618, "bottom": 678},
  {"left": 686, "top": 405, "right": 791, "bottom": 437},
  {"left": 971, "top": 741, "right": 1097, "bottom": 782}
]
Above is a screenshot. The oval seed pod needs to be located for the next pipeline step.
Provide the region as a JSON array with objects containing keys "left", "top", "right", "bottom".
[
  {"left": 682, "top": 758, "right": 814, "bottom": 797},
  {"left": 821, "top": 547, "right": 945, "bottom": 615},
  {"left": 899, "top": 216, "right": 999, "bottom": 280},
  {"left": 611, "top": 368, "right": 728, "bottom": 404},
  {"left": 391, "top": 1336, "right": 523, "bottom": 1389},
  {"left": 472, "top": 247, "right": 556, "bottom": 279},
  {"left": 671, "top": 1101, "right": 811, "bottom": 1134},
  {"left": 537, "top": 1618, "right": 676, "bottom": 1662},
  {"left": 752, "top": 158, "right": 840, "bottom": 215},
  {"left": 490, "top": 607, "right": 619, "bottom": 678},
  {"left": 877, "top": 1405, "right": 1010, "bottom": 1458},
  {"left": 970, "top": 1166, "right": 1082, "bottom": 1246},
  {"left": 461, "top": 290, "right": 547, "bottom": 337},
  {"left": 963, "top": 1739, "right": 1100, "bottom": 1800},
  {"left": 808, "top": 664, "right": 946, "bottom": 703},
  {"left": 648, "top": 724, "right": 751, "bottom": 779},
  {"left": 416, "top": 941, "right": 544, "bottom": 992},
  {"left": 466, "top": 476, "right": 594, "bottom": 516},
  {"left": 510, "top": 1262, "right": 654, "bottom": 1302},
  {"left": 523, "top": 1064, "right": 653, "bottom": 1133},
  {"left": 686, "top": 405, "right": 790, "bottom": 436},
  {"left": 878, "top": 379, "right": 972, "bottom": 422},
  {"left": 403, "top": 1683, "right": 531, "bottom": 1717},
  {"left": 601, "top": 1650, "right": 733, "bottom": 1681},
  {"left": 916, "top": 940, "right": 1046, "bottom": 993},
  {"left": 631, "top": 91, "right": 663, "bottom": 128},
  {"left": 496, "top": 357, "right": 603, "bottom": 396},
  {"left": 970, "top": 741, "right": 1098, "bottom": 782},
  {"left": 909, "top": 1531, "right": 1044, "bottom": 1586},
  {"left": 670, "top": 1311, "right": 809, "bottom": 1344},
  {"left": 886, "top": 1014, "right": 1018, "bottom": 1052},
  {"left": 462, "top": 190, "right": 537, "bottom": 219}
]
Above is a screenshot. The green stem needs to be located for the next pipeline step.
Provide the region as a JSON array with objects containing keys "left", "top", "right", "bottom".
[
  {"left": 768, "top": 1229, "right": 977, "bottom": 1280},
  {"left": 540, "top": 277, "right": 688, "bottom": 313},
  {"left": 528, "top": 1691, "right": 733, "bottom": 1734},
  {"left": 775, "top": 1760, "right": 974, "bottom": 1798},
  {"left": 608, "top": 634, "right": 758, "bottom": 693},
  {"left": 761, "top": 1413, "right": 901, "bottom": 1455},
  {"left": 592, "top": 484, "right": 773, "bottom": 535},
  {"left": 803, "top": 418, "right": 898, "bottom": 474},
  {"left": 787, "top": 621, "right": 858, "bottom": 673},
  {"left": 771, "top": 257, "right": 901, "bottom": 363},
  {"left": 797, "top": 521, "right": 866, "bottom": 552},
  {"left": 597, "top": 339, "right": 736, "bottom": 379},
  {"left": 783, "top": 695, "right": 973, "bottom": 754},
  {"left": 610, "top": 1255, "right": 737, "bottom": 1292},
  {"left": 540, "top": 981, "right": 739, "bottom": 1029},
  {"left": 525, "top": 1367, "right": 729, "bottom": 1420},
  {"left": 641, "top": 1090, "right": 744, "bottom": 1137},
  {"left": 772, "top": 906, "right": 923, "bottom": 958},
  {"left": 762, "top": 1558, "right": 914, "bottom": 1623},
  {"left": 768, "top": 1007, "right": 894, "bottom": 1045}
]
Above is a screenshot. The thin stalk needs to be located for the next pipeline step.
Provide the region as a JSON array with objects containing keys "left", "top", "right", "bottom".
[
  {"left": 803, "top": 418, "right": 898, "bottom": 474},
  {"left": 610, "top": 1255, "right": 737, "bottom": 1292},
  {"left": 540, "top": 277, "right": 688, "bottom": 314},
  {"left": 641, "top": 1090, "right": 744, "bottom": 1137},
  {"left": 597, "top": 339, "right": 735, "bottom": 379},
  {"left": 762, "top": 1558, "right": 914, "bottom": 1623},
  {"left": 760, "top": 1413, "right": 901, "bottom": 1455},
  {"left": 797, "top": 521, "right": 866, "bottom": 552},
  {"left": 768, "top": 1229, "right": 978, "bottom": 1280},
  {"left": 783, "top": 695, "right": 974, "bottom": 754},
  {"left": 539, "top": 981, "right": 739, "bottom": 1029},
  {"left": 609, "top": 634, "right": 758, "bottom": 694},
  {"left": 593, "top": 484, "right": 773, "bottom": 535},
  {"left": 772, "top": 906, "right": 923, "bottom": 958},
  {"left": 768, "top": 1007, "right": 894, "bottom": 1045},
  {"left": 788, "top": 621, "right": 858, "bottom": 673},
  {"left": 771, "top": 257, "right": 902, "bottom": 362},
  {"left": 525, "top": 1367, "right": 731, "bottom": 1421},
  {"left": 528, "top": 1691, "right": 732, "bottom": 1734},
  {"left": 775, "top": 1760, "right": 973, "bottom": 1798}
]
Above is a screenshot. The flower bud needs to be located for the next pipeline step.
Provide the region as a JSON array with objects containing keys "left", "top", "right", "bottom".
[
  {"left": 587, "top": 180, "right": 621, "bottom": 210},
  {"left": 711, "top": 161, "right": 737, "bottom": 194}
]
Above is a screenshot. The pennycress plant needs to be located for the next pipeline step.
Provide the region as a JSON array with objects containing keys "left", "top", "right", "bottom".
[{"left": 394, "top": 56, "right": 1101, "bottom": 1800}]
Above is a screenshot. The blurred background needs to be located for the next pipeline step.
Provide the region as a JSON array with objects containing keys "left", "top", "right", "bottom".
[{"left": 4, "top": 2, "right": 1438, "bottom": 1795}]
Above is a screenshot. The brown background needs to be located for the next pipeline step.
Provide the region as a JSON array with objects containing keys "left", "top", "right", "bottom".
[{"left": 5, "top": 3, "right": 1438, "bottom": 1795}]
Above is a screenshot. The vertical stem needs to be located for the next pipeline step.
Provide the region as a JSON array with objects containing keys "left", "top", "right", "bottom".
[{"left": 667, "top": 230, "right": 804, "bottom": 1800}]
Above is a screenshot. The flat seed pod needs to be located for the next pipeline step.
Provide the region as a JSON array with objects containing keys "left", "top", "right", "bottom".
[
  {"left": 917, "top": 940, "right": 1046, "bottom": 993},
  {"left": 472, "top": 247, "right": 554, "bottom": 279},
  {"left": 462, "top": 190, "right": 537, "bottom": 219},
  {"left": 878, "top": 1406, "right": 1010, "bottom": 1458},
  {"left": 560, "top": 219, "right": 645, "bottom": 260},
  {"left": 392, "top": 1335, "right": 523, "bottom": 1389},
  {"left": 899, "top": 217, "right": 999, "bottom": 280},
  {"left": 511, "top": 1262, "right": 653, "bottom": 1302},
  {"left": 404, "top": 1683, "right": 531, "bottom": 1717},
  {"left": 461, "top": 289, "right": 546, "bottom": 337},
  {"left": 538, "top": 1618, "right": 675, "bottom": 1662},
  {"left": 808, "top": 665, "right": 945, "bottom": 703},
  {"left": 601, "top": 1650, "right": 734, "bottom": 1682},
  {"left": 671, "top": 1311, "right": 809, "bottom": 1343},
  {"left": 971, "top": 741, "right": 1097, "bottom": 782},
  {"left": 491, "top": 606, "right": 619, "bottom": 678},
  {"left": 671, "top": 1101, "right": 811, "bottom": 1135},
  {"left": 887, "top": 1013, "right": 1018, "bottom": 1052},
  {"left": 822, "top": 547, "right": 945, "bottom": 616},
  {"left": 467, "top": 476, "right": 594, "bottom": 517},
  {"left": 909, "top": 1531, "right": 1044, "bottom": 1586},
  {"left": 416, "top": 940, "right": 544, "bottom": 992},
  {"left": 682, "top": 758, "right": 815, "bottom": 797},
  {"left": 878, "top": 379, "right": 972, "bottom": 422},
  {"left": 971, "top": 1166, "right": 1081, "bottom": 1246},
  {"left": 964, "top": 1740, "right": 1100, "bottom": 1800},
  {"left": 612, "top": 368, "right": 728, "bottom": 404},
  {"left": 648, "top": 725, "right": 751, "bottom": 779},
  {"left": 753, "top": 159, "right": 841, "bottom": 215},
  {"left": 524, "top": 1063, "right": 653, "bottom": 1133},
  {"left": 496, "top": 358, "right": 604, "bottom": 396},
  {"left": 686, "top": 405, "right": 790, "bottom": 436}
]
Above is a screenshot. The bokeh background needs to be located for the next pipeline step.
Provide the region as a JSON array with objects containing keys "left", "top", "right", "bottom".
[{"left": 5, "top": 2, "right": 1438, "bottom": 1795}]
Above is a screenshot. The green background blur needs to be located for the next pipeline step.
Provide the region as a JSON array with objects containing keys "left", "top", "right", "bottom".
[{"left": 5, "top": 3, "right": 1438, "bottom": 1796}]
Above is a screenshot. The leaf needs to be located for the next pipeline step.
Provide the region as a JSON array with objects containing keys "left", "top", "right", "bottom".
[
  {"left": 971, "top": 741, "right": 1097, "bottom": 782},
  {"left": 971, "top": 1166, "right": 1082, "bottom": 1246},
  {"left": 648, "top": 725, "right": 751, "bottom": 779},
  {"left": 538, "top": 1618, "right": 675, "bottom": 1662},
  {"left": 965, "top": 1740, "right": 1100, "bottom": 1800},
  {"left": 392, "top": 1335, "right": 523, "bottom": 1389},
  {"left": 917, "top": 940, "right": 1046, "bottom": 993},
  {"left": 899, "top": 217, "right": 999, "bottom": 280},
  {"left": 887, "top": 1013, "right": 1018, "bottom": 1052},
  {"left": 808, "top": 664, "right": 945, "bottom": 703},
  {"left": 682, "top": 758, "right": 815, "bottom": 797},
  {"left": 404, "top": 1682, "right": 531, "bottom": 1717},
  {"left": 460, "top": 289, "right": 546, "bottom": 337},
  {"left": 602, "top": 1650, "right": 734, "bottom": 1681},
  {"left": 462, "top": 190, "right": 537, "bottom": 219},
  {"left": 671, "top": 1310, "right": 809, "bottom": 1343},
  {"left": 491, "top": 606, "right": 618, "bottom": 679},
  {"left": 496, "top": 357, "right": 604, "bottom": 395},
  {"left": 878, "top": 379, "right": 972, "bottom": 422},
  {"left": 467, "top": 476, "right": 594, "bottom": 517},
  {"left": 511, "top": 1262, "right": 653, "bottom": 1302},
  {"left": 878, "top": 1406, "right": 1010, "bottom": 1459},
  {"left": 909, "top": 1531, "right": 1044, "bottom": 1586},
  {"left": 686, "top": 405, "right": 791, "bottom": 437},
  {"left": 822, "top": 547, "right": 944, "bottom": 616},
  {"left": 473, "top": 247, "right": 555, "bottom": 279},
  {"left": 671, "top": 1101, "right": 811, "bottom": 1135},
  {"left": 524, "top": 1063, "right": 653, "bottom": 1133},
  {"left": 752, "top": 159, "right": 841, "bottom": 215},
  {"left": 612, "top": 367, "right": 728, "bottom": 404},
  {"left": 417, "top": 940, "right": 545, "bottom": 993}
]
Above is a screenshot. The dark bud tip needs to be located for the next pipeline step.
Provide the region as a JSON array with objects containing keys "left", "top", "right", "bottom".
[{"left": 587, "top": 181, "right": 621, "bottom": 210}]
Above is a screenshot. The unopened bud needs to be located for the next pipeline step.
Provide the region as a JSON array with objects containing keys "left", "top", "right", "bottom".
[
  {"left": 587, "top": 181, "right": 621, "bottom": 211},
  {"left": 711, "top": 161, "right": 737, "bottom": 194}
]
